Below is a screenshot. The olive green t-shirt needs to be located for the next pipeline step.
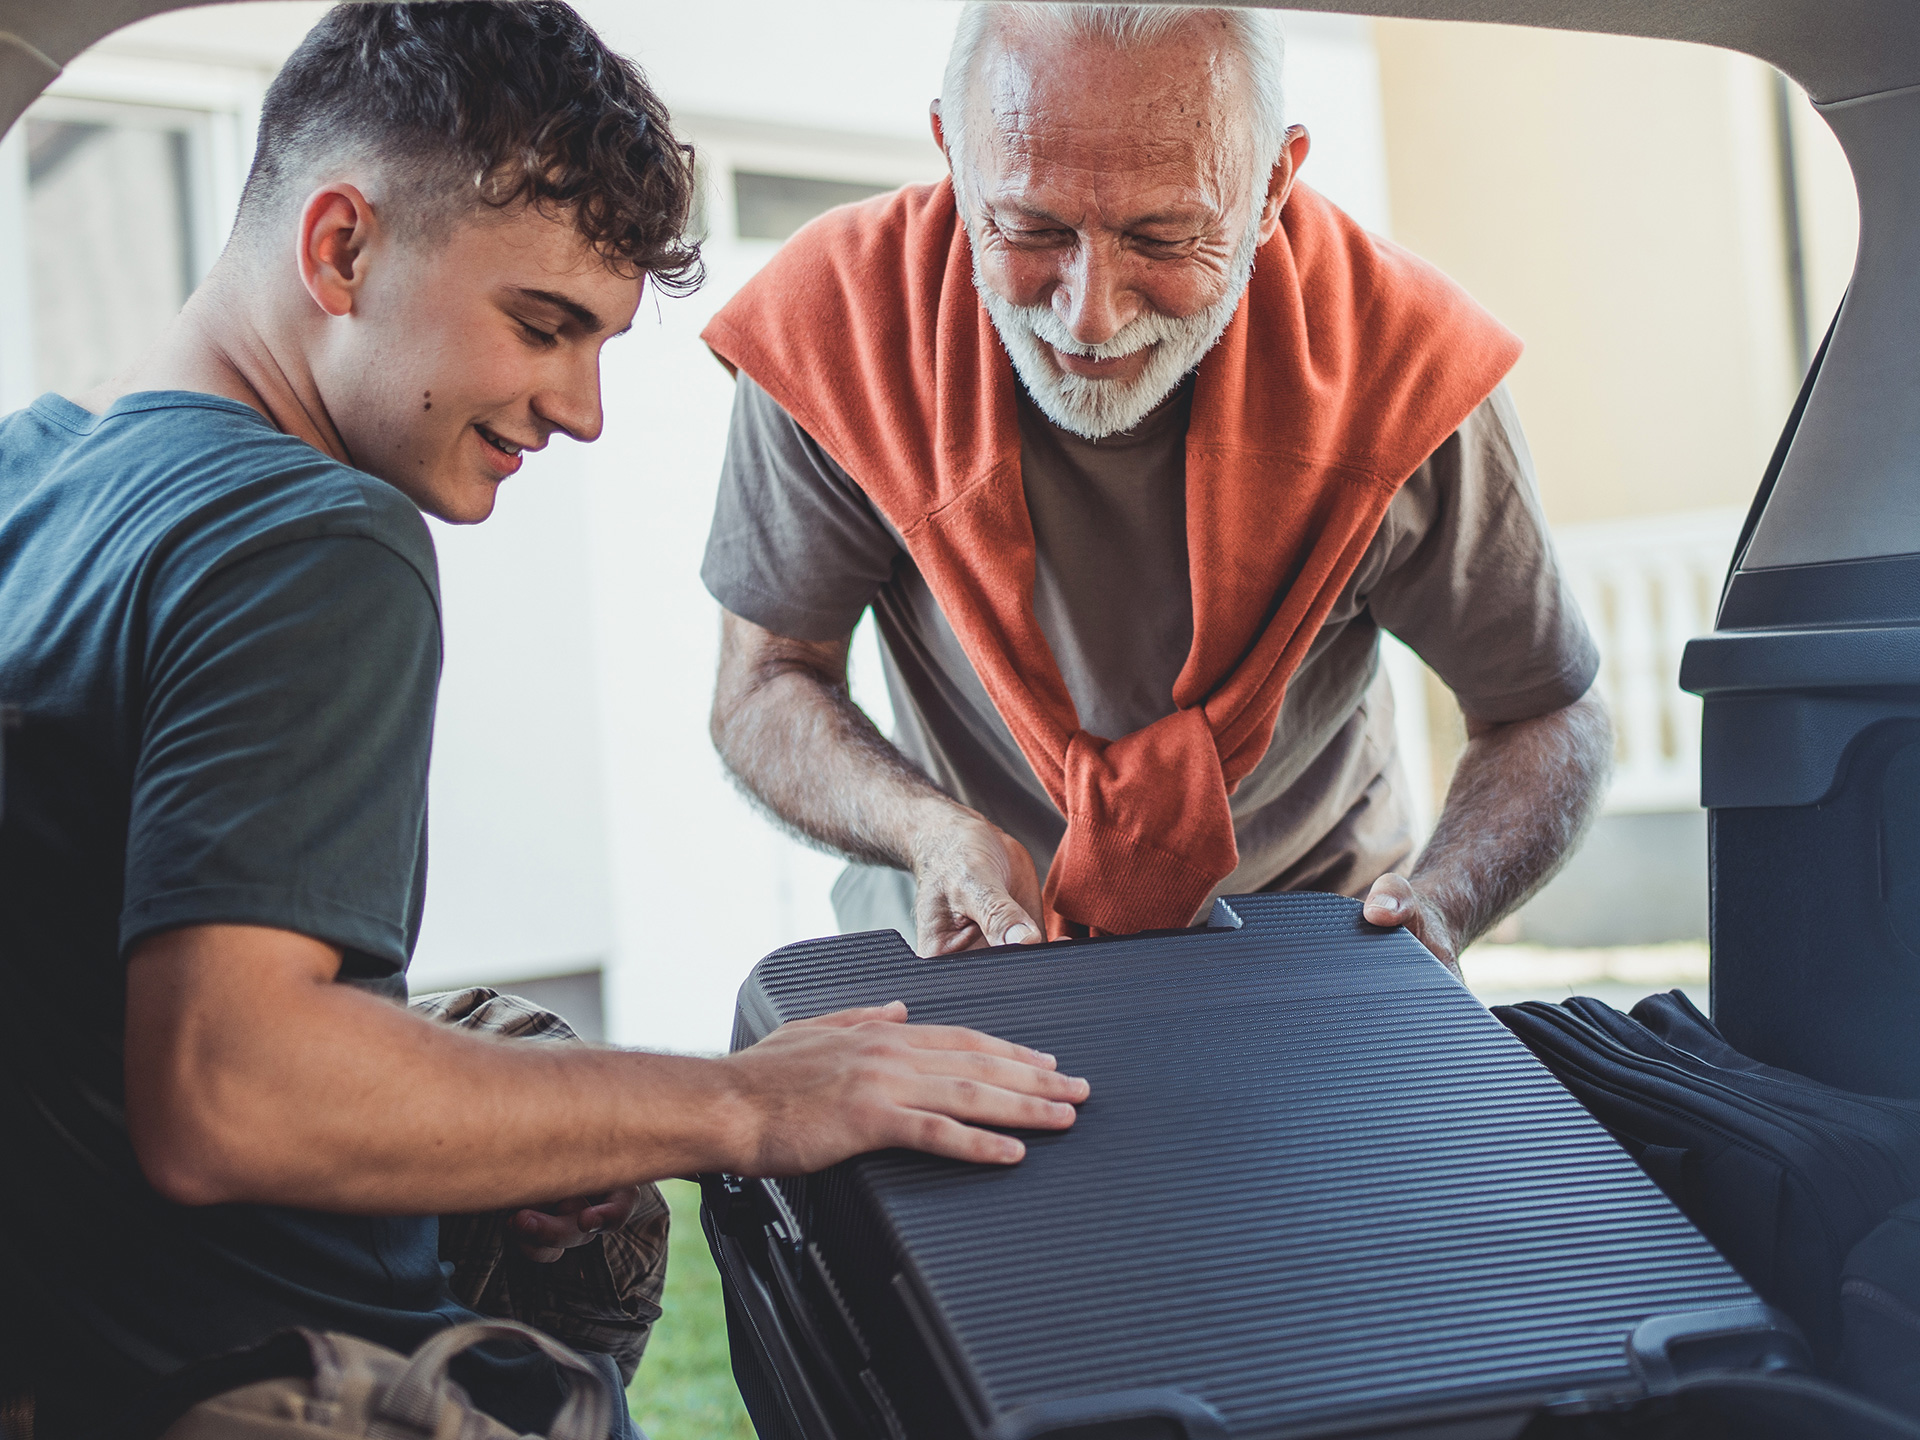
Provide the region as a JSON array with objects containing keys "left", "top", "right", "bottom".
[{"left": 703, "top": 374, "right": 1598, "bottom": 936}]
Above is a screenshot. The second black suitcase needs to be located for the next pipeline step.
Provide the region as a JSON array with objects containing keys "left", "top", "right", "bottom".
[{"left": 703, "top": 893, "right": 1804, "bottom": 1440}]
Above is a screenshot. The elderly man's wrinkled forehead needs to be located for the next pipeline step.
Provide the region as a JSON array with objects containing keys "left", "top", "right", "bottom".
[{"left": 960, "top": 11, "right": 1261, "bottom": 189}]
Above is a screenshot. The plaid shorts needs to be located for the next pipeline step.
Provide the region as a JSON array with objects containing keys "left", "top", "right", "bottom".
[{"left": 412, "top": 988, "right": 670, "bottom": 1387}]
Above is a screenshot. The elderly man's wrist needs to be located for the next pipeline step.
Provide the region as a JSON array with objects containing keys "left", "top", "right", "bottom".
[
  {"left": 901, "top": 796, "right": 987, "bottom": 876},
  {"left": 1410, "top": 876, "right": 1470, "bottom": 964}
]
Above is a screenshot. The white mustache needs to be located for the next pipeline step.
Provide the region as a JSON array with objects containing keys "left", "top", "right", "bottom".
[{"left": 1016, "top": 305, "right": 1202, "bottom": 366}]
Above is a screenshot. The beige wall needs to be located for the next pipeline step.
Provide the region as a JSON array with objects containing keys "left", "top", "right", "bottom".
[{"left": 1371, "top": 20, "right": 1856, "bottom": 528}]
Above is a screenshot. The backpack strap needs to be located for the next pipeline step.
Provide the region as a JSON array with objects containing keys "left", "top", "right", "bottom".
[{"left": 371, "top": 1320, "right": 611, "bottom": 1440}]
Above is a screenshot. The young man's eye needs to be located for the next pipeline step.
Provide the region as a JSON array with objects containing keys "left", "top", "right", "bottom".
[{"left": 518, "top": 320, "right": 560, "bottom": 347}]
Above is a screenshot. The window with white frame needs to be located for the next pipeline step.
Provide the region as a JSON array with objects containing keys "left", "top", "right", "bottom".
[
  {"left": 675, "top": 118, "right": 947, "bottom": 277},
  {"left": 732, "top": 169, "right": 894, "bottom": 242},
  {"left": 0, "top": 53, "right": 262, "bottom": 412}
]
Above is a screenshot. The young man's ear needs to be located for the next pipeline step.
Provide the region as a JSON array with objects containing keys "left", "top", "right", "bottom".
[{"left": 296, "top": 183, "right": 379, "bottom": 319}]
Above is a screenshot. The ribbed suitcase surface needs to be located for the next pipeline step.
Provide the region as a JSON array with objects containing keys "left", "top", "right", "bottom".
[{"left": 717, "top": 893, "right": 1775, "bottom": 1440}]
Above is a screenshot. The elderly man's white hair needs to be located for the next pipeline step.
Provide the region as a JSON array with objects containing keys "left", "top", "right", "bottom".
[{"left": 940, "top": 3, "right": 1289, "bottom": 185}]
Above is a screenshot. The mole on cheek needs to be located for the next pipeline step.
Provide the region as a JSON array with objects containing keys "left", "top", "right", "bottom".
[{"left": 423, "top": 389, "right": 432, "bottom": 412}]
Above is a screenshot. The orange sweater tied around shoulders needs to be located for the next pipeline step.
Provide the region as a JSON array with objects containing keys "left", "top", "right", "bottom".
[{"left": 704, "top": 179, "right": 1521, "bottom": 940}]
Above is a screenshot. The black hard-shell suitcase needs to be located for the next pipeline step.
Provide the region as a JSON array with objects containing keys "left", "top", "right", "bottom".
[{"left": 702, "top": 893, "right": 1804, "bottom": 1440}]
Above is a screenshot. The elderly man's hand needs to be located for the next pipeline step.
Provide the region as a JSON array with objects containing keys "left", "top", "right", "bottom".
[
  {"left": 1362, "top": 873, "right": 1462, "bottom": 977},
  {"left": 909, "top": 805, "right": 1046, "bottom": 955}
]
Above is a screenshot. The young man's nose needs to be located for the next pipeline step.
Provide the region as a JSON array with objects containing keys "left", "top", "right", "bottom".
[{"left": 534, "top": 366, "right": 605, "bottom": 445}]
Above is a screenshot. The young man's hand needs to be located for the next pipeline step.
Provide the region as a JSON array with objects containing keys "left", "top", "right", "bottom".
[
  {"left": 511, "top": 1187, "right": 646, "bottom": 1263},
  {"left": 722, "top": 1001, "right": 1088, "bottom": 1175},
  {"left": 910, "top": 807, "right": 1046, "bottom": 955}
]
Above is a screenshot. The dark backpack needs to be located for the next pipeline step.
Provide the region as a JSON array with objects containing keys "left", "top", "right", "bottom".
[
  {"left": 1843, "top": 1199, "right": 1920, "bottom": 1418},
  {"left": 1492, "top": 992, "right": 1920, "bottom": 1370}
]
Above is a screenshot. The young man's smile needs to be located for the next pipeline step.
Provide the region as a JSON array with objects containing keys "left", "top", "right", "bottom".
[{"left": 473, "top": 421, "right": 533, "bottom": 475}]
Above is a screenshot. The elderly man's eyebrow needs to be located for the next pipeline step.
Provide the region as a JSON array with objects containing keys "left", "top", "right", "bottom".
[
  {"left": 995, "top": 200, "right": 1074, "bottom": 228},
  {"left": 507, "top": 285, "right": 612, "bottom": 334},
  {"left": 1128, "top": 209, "right": 1214, "bottom": 231},
  {"left": 997, "top": 199, "right": 1214, "bottom": 232}
]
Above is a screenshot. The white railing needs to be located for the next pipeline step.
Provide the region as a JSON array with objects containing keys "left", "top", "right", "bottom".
[
  {"left": 1553, "top": 508, "right": 1746, "bottom": 814},
  {"left": 1387, "top": 507, "right": 1744, "bottom": 842}
]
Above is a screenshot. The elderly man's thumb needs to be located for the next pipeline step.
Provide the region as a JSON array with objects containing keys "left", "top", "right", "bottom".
[{"left": 1363, "top": 876, "right": 1413, "bottom": 924}]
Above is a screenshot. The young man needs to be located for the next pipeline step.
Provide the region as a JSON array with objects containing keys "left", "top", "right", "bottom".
[{"left": 0, "top": 5, "right": 1086, "bottom": 1435}]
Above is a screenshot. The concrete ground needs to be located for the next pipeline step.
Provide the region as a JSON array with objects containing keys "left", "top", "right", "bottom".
[{"left": 1461, "top": 939, "right": 1709, "bottom": 1014}]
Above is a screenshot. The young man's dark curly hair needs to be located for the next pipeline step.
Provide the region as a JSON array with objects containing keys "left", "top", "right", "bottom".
[{"left": 238, "top": 0, "right": 701, "bottom": 293}]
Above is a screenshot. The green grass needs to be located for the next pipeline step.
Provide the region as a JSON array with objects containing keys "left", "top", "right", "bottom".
[{"left": 628, "top": 1179, "right": 756, "bottom": 1440}]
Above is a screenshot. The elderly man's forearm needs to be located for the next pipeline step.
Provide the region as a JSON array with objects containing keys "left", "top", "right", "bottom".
[
  {"left": 711, "top": 610, "right": 963, "bottom": 869},
  {"left": 1410, "top": 690, "right": 1613, "bottom": 949}
]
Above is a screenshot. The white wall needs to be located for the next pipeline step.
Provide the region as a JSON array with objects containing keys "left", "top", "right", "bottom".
[
  {"left": 595, "top": 0, "right": 962, "bottom": 144},
  {"left": 421, "top": 0, "right": 973, "bottom": 1049},
  {"left": 1279, "top": 13, "right": 1393, "bottom": 235},
  {"left": 407, "top": 458, "right": 619, "bottom": 991},
  {"left": 0, "top": 125, "right": 32, "bottom": 414}
]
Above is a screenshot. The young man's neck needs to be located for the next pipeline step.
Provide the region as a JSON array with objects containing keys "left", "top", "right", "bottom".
[{"left": 72, "top": 255, "right": 352, "bottom": 467}]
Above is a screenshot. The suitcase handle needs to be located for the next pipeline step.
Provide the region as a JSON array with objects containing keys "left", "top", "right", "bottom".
[
  {"left": 1627, "top": 1302, "right": 1811, "bottom": 1391},
  {"left": 980, "top": 899, "right": 1248, "bottom": 957},
  {"left": 985, "top": 1387, "right": 1228, "bottom": 1440}
]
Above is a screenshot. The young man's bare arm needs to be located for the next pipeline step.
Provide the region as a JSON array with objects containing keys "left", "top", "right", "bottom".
[
  {"left": 125, "top": 923, "right": 1087, "bottom": 1213},
  {"left": 711, "top": 609, "right": 1045, "bottom": 955},
  {"left": 1362, "top": 689, "right": 1613, "bottom": 973}
]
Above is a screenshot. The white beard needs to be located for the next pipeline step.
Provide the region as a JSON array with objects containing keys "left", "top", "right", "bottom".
[{"left": 970, "top": 209, "right": 1264, "bottom": 440}]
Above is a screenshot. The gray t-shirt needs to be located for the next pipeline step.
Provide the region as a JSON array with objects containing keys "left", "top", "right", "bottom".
[{"left": 703, "top": 373, "right": 1598, "bottom": 934}]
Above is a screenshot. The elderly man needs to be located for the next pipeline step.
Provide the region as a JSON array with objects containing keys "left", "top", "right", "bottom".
[{"left": 702, "top": 2, "right": 1611, "bottom": 968}]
